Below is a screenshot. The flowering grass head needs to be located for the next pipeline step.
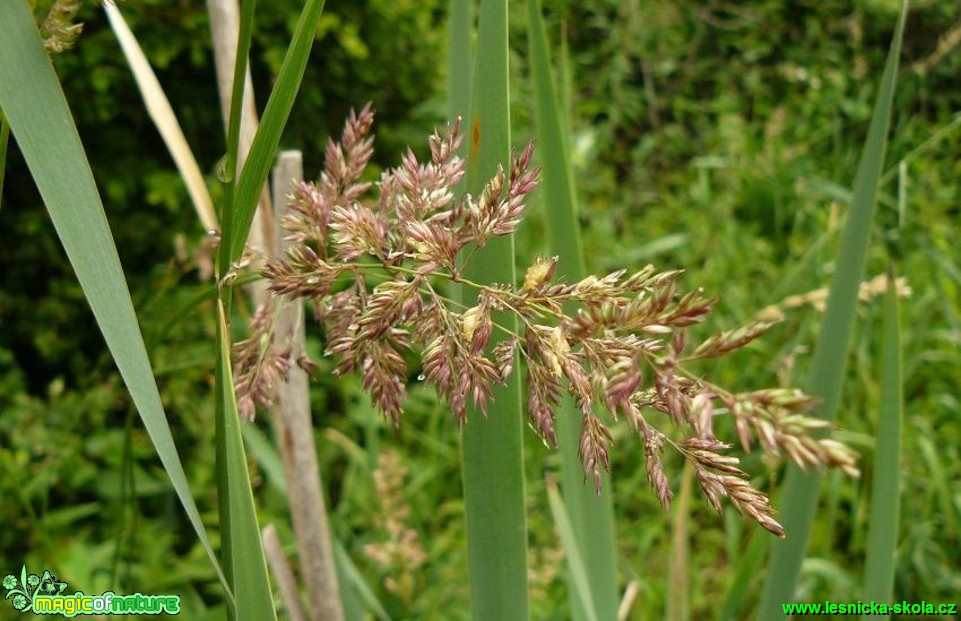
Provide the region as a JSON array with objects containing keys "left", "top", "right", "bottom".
[{"left": 234, "top": 106, "right": 859, "bottom": 537}]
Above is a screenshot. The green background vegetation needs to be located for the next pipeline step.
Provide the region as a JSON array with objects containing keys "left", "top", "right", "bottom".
[{"left": 2, "top": 0, "right": 959, "bottom": 617}]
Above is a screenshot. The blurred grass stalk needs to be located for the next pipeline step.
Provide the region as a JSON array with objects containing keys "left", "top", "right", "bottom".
[
  {"left": 459, "top": 0, "right": 530, "bottom": 619},
  {"left": 757, "top": 1, "right": 909, "bottom": 617},
  {"left": 861, "top": 269, "right": 902, "bottom": 612},
  {"left": 526, "top": 1, "right": 619, "bottom": 619}
]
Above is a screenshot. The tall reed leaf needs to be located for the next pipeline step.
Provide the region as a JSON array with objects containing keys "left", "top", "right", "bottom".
[
  {"left": 220, "top": 0, "right": 326, "bottom": 266},
  {"left": 447, "top": 0, "right": 473, "bottom": 122},
  {"left": 211, "top": 2, "right": 328, "bottom": 615},
  {"left": 526, "top": 2, "right": 618, "bottom": 619},
  {"left": 461, "top": 1, "right": 529, "bottom": 618},
  {"left": 222, "top": 0, "right": 258, "bottom": 188},
  {"left": 758, "top": 2, "right": 908, "bottom": 616},
  {"left": 220, "top": 0, "right": 324, "bottom": 265},
  {"left": 0, "top": 0, "right": 229, "bottom": 599},
  {"left": 216, "top": 304, "right": 277, "bottom": 620},
  {"left": 862, "top": 269, "right": 902, "bottom": 608}
]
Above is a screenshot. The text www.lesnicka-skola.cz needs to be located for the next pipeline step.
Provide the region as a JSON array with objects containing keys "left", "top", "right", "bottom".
[{"left": 782, "top": 600, "right": 956, "bottom": 616}]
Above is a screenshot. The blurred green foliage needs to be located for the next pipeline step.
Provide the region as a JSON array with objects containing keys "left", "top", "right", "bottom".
[{"left": 2, "top": 0, "right": 960, "bottom": 617}]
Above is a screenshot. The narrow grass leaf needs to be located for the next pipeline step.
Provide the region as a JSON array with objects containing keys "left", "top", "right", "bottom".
[
  {"left": 221, "top": 0, "right": 327, "bottom": 267},
  {"left": 333, "top": 539, "right": 392, "bottom": 621},
  {"left": 758, "top": 2, "right": 909, "bottom": 617},
  {"left": 104, "top": 1, "right": 217, "bottom": 232},
  {"left": 461, "top": 1, "right": 529, "bottom": 619},
  {"left": 0, "top": 0, "right": 230, "bottom": 600},
  {"left": 447, "top": 0, "right": 473, "bottom": 122},
  {"left": 546, "top": 478, "right": 599, "bottom": 621},
  {"left": 216, "top": 302, "right": 277, "bottom": 621},
  {"left": 719, "top": 531, "right": 769, "bottom": 620},
  {"left": 861, "top": 269, "right": 902, "bottom": 609},
  {"left": 526, "top": 2, "right": 618, "bottom": 619}
]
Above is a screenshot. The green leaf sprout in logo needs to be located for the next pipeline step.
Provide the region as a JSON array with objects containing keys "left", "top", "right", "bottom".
[
  {"left": 3, "top": 568, "right": 32, "bottom": 612},
  {"left": 4, "top": 566, "right": 46, "bottom": 613}
]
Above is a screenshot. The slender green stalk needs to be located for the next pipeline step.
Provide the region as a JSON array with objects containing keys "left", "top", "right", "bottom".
[
  {"left": 757, "top": 2, "right": 909, "bottom": 617},
  {"left": 526, "top": 2, "right": 618, "bottom": 619},
  {"left": 667, "top": 464, "right": 692, "bottom": 621},
  {"left": 861, "top": 269, "right": 902, "bottom": 611},
  {"left": 0, "top": 0, "right": 231, "bottom": 602},
  {"left": 461, "top": 1, "right": 529, "bottom": 619}
]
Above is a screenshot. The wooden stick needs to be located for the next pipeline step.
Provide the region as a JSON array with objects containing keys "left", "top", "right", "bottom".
[
  {"left": 263, "top": 524, "right": 309, "bottom": 621},
  {"left": 271, "top": 150, "right": 345, "bottom": 621}
]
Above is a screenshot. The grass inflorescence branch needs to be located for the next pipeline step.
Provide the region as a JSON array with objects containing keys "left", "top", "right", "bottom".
[{"left": 232, "top": 106, "right": 859, "bottom": 538}]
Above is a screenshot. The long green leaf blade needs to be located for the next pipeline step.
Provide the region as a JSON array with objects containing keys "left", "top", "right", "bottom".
[
  {"left": 861, "top": 269, "right": 902, "bottom": 611},
  {"left": 447, "top": 0, "right": 473, "bottom": 122},
  {"left": 216, "top": 304, "right": 277, "bottom": 621},
  {"left": 461, "top": 1, "right": 529, "bottom": 619},
  {"left": 220, "top": 0, "right": 326, "bottom": 267},
  {"left": 0, "top": 0, "right": 229, "bottom": 600},
  {"left": 757, "top": 2, "right": 909, "bottom": 616},
  {"left": 526, "top": 2, "right": 618, "bottom": 619}
]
